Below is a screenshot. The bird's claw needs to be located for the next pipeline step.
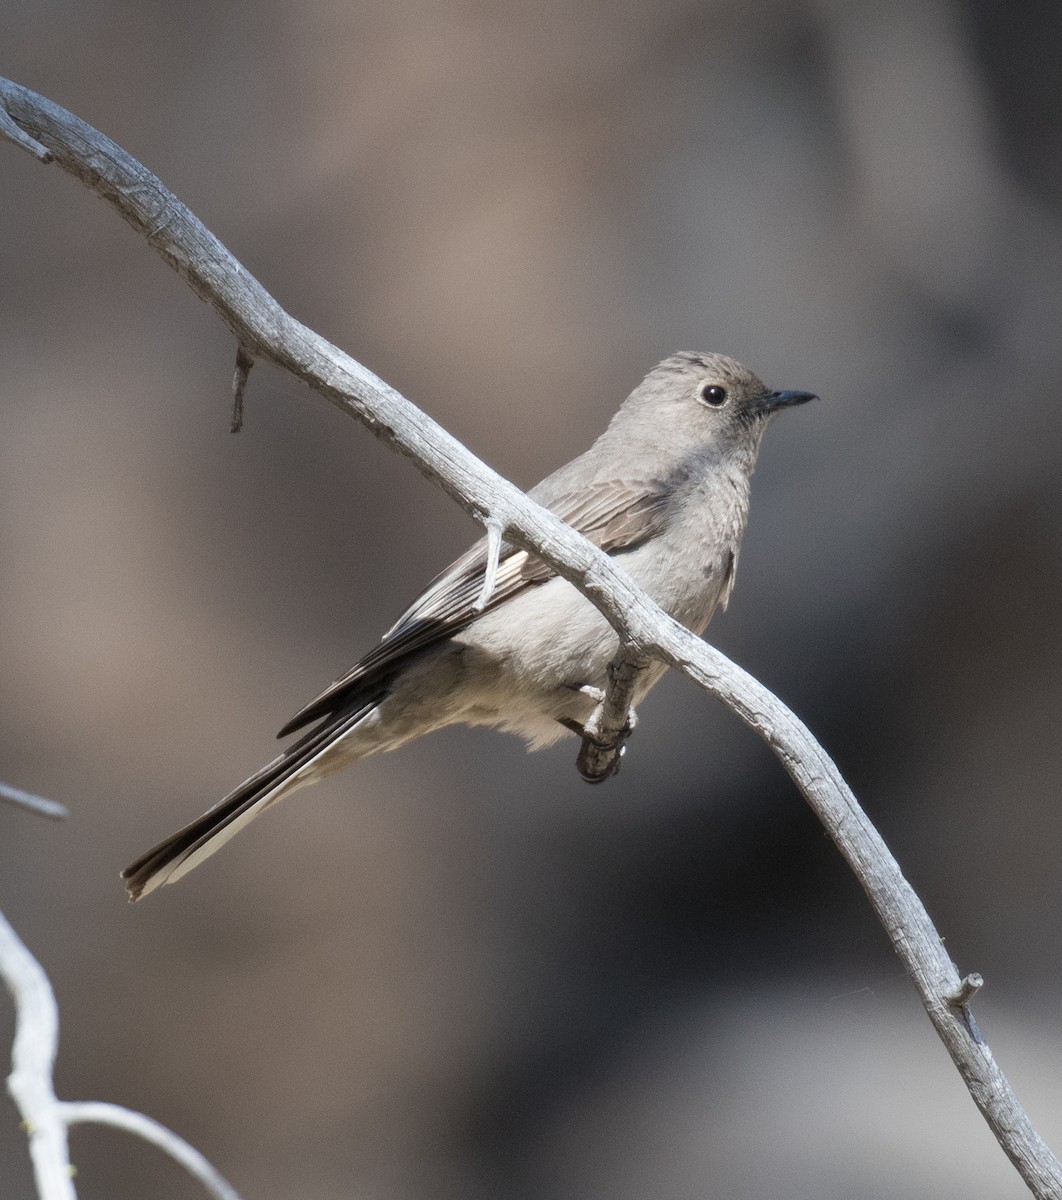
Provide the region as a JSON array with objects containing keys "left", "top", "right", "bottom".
[{"left": 559, "top": 707, "right": 637, "bottom": 784}]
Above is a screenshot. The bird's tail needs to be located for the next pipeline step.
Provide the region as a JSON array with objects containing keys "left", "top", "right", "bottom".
[{"left": 121, "top": 703, "right": 376, "bottom": 901}]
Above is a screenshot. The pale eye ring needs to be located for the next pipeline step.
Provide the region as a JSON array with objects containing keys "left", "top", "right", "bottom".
[{"left": 700, "top": 384, "right": 728, "bottom": 407}]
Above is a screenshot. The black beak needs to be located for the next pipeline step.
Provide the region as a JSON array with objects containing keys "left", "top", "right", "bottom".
[{"left": 763, "top": 389, "right": 818, "bottom": 412}]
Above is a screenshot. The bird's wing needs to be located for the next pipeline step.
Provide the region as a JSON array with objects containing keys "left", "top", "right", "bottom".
[{"left": 276, "top": 478, "right": 674, "bottom": 736}]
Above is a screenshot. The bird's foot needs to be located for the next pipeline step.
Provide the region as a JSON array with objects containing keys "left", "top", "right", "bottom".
[{"left": 558, "top": 704, "right": 638, "bottom": 784}]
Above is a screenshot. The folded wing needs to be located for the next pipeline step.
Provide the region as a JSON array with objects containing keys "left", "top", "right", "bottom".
[{"left": 277, "top": 478, "right": 676, "bottom": 737}]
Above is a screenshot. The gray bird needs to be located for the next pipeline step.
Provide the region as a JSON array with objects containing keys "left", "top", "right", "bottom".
[{"left": 123, "top": 352, "right": 815, "bottom": 899}]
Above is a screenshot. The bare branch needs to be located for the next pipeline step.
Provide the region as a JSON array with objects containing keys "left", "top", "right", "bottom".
[
  {"left": 0, "top": 908, "right": 76, "bottom": 1200},
  {"left": 2, "top": 75, "right": 1060, "bottom": 1196},
  {"left": 1, "top": 905, "right": 242, "bottom": 1200},
  {"left": 0, "top": 781, "right": 67, "bottom": 821},
  {"left": 63, "top": 1103, "right": 241, "bottom": 1200}
]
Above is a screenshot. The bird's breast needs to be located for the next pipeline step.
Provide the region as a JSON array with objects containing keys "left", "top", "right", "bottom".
[{"left": 623, "top": 467, "right": 751, "bottom": 631}]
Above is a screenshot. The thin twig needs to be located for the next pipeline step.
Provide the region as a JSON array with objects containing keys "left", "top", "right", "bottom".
[
  {"left": 230, "top": 344, "right": 254, "bottom": 433},
  {"left": 1, "top": 74, "right": 1059, "bottom": 1198},
  {"left": 950, "top": 973, "right": 985, "bottom": 1007},
  {"left": 472, "top": 518, "right": 504, "bottom": 612},
  {"left": 0, "top": 781, "right": 67, "bottom": 821},
  {"left": 63, "top": 1103, "right": 241, "bottom": 1200}
]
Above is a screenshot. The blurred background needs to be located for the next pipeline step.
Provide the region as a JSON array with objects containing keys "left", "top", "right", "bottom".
[{"left": 2, "top": 1, "right": 1062, "bottom": 1196}]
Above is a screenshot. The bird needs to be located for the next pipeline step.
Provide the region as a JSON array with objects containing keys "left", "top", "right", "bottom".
[{"left": 122, "top": 351, "right": 816, "bottom": 899}]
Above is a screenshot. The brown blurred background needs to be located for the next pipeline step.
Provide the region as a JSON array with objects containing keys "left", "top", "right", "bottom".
[{"left": 2, "top": 1, "right": 1062, "bottom": 1196}]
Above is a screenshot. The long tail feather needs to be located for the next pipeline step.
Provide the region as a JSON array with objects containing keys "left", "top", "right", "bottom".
[{"left": 122, "top": 704, "right": 374, "bottom": 900}]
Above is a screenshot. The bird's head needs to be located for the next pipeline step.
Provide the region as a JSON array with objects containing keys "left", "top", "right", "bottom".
[{"left": 636, "top": 351, "right": 817, "bottom": 439}]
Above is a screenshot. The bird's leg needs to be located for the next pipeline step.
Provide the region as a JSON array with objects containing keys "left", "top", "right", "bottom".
[{"left": 556, "top": 684, "right": 602, "bottom": 739}]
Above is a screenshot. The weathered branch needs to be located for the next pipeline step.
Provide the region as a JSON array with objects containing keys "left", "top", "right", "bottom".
[
  {"left": 2, "top": 77, "right": 1060, "bottom": 1197},
  {"left": 0, "top": 906, "right": 241, "bottom": 1199}
]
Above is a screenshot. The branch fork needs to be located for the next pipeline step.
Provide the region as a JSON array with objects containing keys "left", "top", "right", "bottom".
[
  {"left": 0, "top": 100, "right": 51, "bottom": 161},
  {"left": 1, "top": 906, "right": 241, "bottom": 1200}
]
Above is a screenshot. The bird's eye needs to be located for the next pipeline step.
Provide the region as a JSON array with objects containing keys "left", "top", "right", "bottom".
[{"left": 700, "top": 384, "right": 728, "bottom": 407}]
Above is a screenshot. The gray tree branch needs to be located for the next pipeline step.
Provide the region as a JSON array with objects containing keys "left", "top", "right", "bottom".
[
  {"left": 0, "top": 906, "right": 242, "bottom": 1199},
  {"left": 1, "top": 76, "right": 1059, "bottom": 1198},
  {"left": 62, "top": 1103, "right": 241, "bottom": 1200},
  {"left": 0, "top": 781, "right": 67, "bottom": 821}
]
